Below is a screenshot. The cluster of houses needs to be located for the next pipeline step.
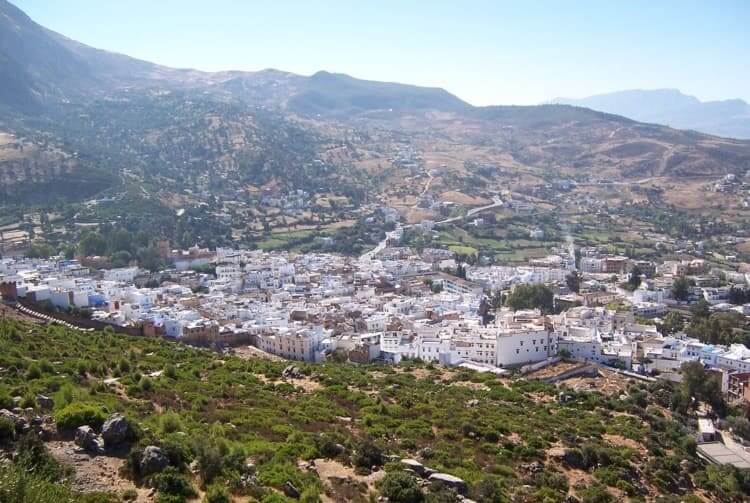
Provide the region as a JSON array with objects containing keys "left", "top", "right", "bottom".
[{"left": 3, "top": 240, "right": 750, "bottom": 400}]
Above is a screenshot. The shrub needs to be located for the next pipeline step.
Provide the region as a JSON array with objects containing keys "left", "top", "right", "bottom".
[
  {"left": 578, "top": 483, "right": 613, "bottom": 503},
  {"left": 122, "top": 488, "right": 138, "bottom": 501},
  {"left": 25, "top": 364, "right": 42, "bottom": 380},
  {"left": 377, "top": 471, "right": 424, "bottom": 503},
  {"left": 352, "top": 438, "right": 383, "bottom": 469},
  {"left": 203, "top": 483, "right": 231, "bottom": 503},
  {"left": 0, "top": 390, "right": 13, "bottom": 409},
  {"left": 153, "top": 467, "right": 196, "bottom": 501},
  {"left": 139, "top": 376, "right": 154, "bottom": 392},
  {"left": 54, "top": 403, "right": 106, "bottom": 430},
  {"left": 0, "top": 417, "right": 15, "bottom": 443},
  {"left": 161, "top": 412, "right": 183, "bottom": 434}
]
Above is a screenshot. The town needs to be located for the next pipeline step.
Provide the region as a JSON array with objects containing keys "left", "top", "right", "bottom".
[{"left": 3, "top": 231, "right": 750, "bottom": 386}]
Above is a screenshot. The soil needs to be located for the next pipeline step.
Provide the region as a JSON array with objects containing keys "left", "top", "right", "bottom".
[
  {"left": 312, "top": 458, "right": 385, "bottom": 503},
  {"left": 47, "top": 440, "right": 153, "bottom": 502}
]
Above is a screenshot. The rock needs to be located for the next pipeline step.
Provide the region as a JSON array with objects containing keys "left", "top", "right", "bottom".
[
  {"left": 74, "top": 426, "right": 104, "bottom": 454},
  {"left": 240, "top": 473, "right": 259, "bottom": 489},
  {"left": 423, "top": 467, "right": 437, "bottom": 477},
  {"left": 102, "top": 413, "right": 131, "bottom": 447},
  {"left": 384, "top": 454, "right": 401, "bottom": 463},
  {"left": 189, "top": 459, "right": 200, "bottom": 475},
  {"left": 0, "top": 409, "right": 28, "bottom": 434},
  {"left": 428, "top": 473, "right": 468, "bottom": 495},
  {"left": 521, "top": 461, "right": 544, "bottom": 474},
  {"left": 35, "top": 395, "right": 54, "bottom": 410},
  {"left": 139, "top": 446, "right": 169, "bottom": 476},
  {"left": 283, "top": 480, "right": 301, "bottom": 499},
  {"left": 244, "top": 459, "right": 256, "bottom": 474},
  {"left": 282, "top": 365, "right": 303, "bottom": 379},
  {"left": 330, "top": 443, "right": 346, "bottom": 456},
  {"left": 466, "top": 399, "right": 480, "bottom": 408},
  {"left": 401, "top": 458, "right": 427, "bottom": 477}
]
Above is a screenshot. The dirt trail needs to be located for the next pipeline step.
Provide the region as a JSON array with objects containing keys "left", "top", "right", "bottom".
[{"left": 47, "top": 441, "right": 153, "bottom": 502}]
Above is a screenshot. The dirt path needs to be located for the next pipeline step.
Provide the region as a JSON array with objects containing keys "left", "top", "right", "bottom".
[{"left": 47, "top": 441, "right": 153, "bottom": 502}]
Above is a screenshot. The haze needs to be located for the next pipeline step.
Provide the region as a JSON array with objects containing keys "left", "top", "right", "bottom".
[{"left": 14, "top": 0, "right": 750, "bottom": 106}]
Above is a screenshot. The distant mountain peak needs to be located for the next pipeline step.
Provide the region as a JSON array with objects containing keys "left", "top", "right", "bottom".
[{"left": 552, "top": 89, "right": 750, "bottom": 139}]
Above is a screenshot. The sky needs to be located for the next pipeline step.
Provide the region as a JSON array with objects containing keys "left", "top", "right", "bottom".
[{"left": 14, "top": 0, "right": 750, "bottom": 106}]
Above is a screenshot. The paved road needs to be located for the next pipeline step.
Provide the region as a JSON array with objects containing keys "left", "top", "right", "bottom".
[
  {"left": 434, "top": 196, "right": 504, "bottom": 225},
  {"left": 359, "top": 196, "right": 504, "bottom": 261}
]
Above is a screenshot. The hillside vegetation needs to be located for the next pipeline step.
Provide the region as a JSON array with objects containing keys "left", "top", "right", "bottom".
[{"left": 0, "top": 318, "right": 748, "bottom": 502}]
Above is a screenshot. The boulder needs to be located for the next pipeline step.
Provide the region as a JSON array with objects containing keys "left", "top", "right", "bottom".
[
  {"left": 283, "top": 480, "right": 301, "bottom": 499},
  {"left": 428, "top": 473, "right": 468, "bottom": 495},
  {"left": 401, "top": 458, "right": 427, "bottom": 477},
  {"left": 74, "top": 425, "right": 104, "bottom": 454},
  {"left": 0, "top": 409, "right": 29, "bottom": 434},
  {"left": 35, "top": 395, "right": 54, "bottom": 410},
  {"left": 282, "top": 365, "right": 303, "bottom": 379},
  {"left": 102, "top": 413, "right": 131, "bottom": 447},
  {"left": 139, "top": 446, "right": 169, "bottom": 476}
]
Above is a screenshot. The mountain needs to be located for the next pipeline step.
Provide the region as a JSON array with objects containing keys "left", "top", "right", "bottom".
[
  {"left": 552, "top": 89, "right": 750, "bottom": 139},
  {"left": 0, "top": 0, "right": 466, "bottom": 116},
  {"left": 0, "top": 0, "right": 214, "bottom": 111},
  {"left": 2, "top": 0, "right": 750, "bottom": 211}
]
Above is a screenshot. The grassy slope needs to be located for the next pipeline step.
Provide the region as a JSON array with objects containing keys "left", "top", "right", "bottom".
[{"left": 0, "top": 319, "right": 747, "bottom": 502}]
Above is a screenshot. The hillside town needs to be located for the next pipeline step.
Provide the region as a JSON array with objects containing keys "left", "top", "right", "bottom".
[{"left": 3, "top": 237, "right": 750, "bottom": 396}]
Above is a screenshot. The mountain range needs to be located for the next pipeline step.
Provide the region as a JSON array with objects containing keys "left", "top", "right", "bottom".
[
  {"left": 552, "top": 89, "right": 750, "bottom": 139},
  {"left": 1, "top": 0, "right": 750, "bottom": 207}
]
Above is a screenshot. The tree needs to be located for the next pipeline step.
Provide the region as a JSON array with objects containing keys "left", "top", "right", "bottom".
[
  {"left": 137, "top": 246, "right": 161, "bottom": 272},
  {"left": 627, "top": 265, "right": 642, "bottom": 290},
  {"left": 505, "top": 284, "right": 554, "bottom": 314},
  {"left": 78, "top": 231, "right": 107, "bottom": 257},
  {"left": 377, "top": 472, "right": 424, "bottom": 503},
  {"left": 565, "top": 271, "right": 581, "bottom": 293},
  {"left": 659, "top": 311, "right": 684, "bottom": 335},
  {"left": 681, "top": 361, "right": 725, "bottom": 414},
  {"left": 691, "top": 299, "right": 711, "bottom": 320},
  {"left": 671, "top": 276, "right": 693, "bottom": 301}
]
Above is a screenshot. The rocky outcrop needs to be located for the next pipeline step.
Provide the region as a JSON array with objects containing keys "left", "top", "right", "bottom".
[
  {"left": 35, "top": 395, "right": 54, "bottom": 410},
  {"left": 428, "top": 473, "right": 468, "bottom": 494},
  {"left": 139, "top": 446, "right": 169, "bottom": 476},
  {"left": 283, "top": 480, "right": 301, "bottom": 498},
  {"left": 101, "top": 413, "right": 131, "bottom": 447},
  {"left": 282, "top": 365, "right": 303, "bottom": 379},
  {"left": 74, "top": 425, "right": 104, "bottom": 454},
  {"left": 0, "top": 409, "right": 29, "bottom": 434}
]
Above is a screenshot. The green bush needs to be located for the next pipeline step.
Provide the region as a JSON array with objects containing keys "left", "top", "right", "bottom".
[
  {"left": 0, "top": 390, "right": 14, "bottom": 409},
  {"left": 25, "top": 364, "right": 42, "bottom": 380},
  {"left": 203, "top": 483, "right": 231, "bottom": 503},
  {"left": 377, "top": 471, "right": 424, "bottom": 503},
  {"left": 0, "top": 417, "right": 15, "bottom": 443},
  {"left": 153, "top": 467, "right": 196, "bottom": 501},
  {"left": 54, "top": 403, "right": 106, "bottom": 430}
]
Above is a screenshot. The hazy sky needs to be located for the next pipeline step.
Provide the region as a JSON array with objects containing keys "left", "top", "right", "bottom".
[{"left": 14, "top": 0, "right": 750, "bottom": 106}]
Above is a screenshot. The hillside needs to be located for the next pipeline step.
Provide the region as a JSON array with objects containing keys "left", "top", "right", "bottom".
[
  {"left": 1, "top": 318, "right": 748, "bottom": 502},
  {"left": 553, "top": 90, "right": 750, "bottom": 139}
]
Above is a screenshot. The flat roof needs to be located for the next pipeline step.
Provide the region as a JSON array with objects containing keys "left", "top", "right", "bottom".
[{"left": 697, "top": 442, "right": 750, "bottom": 469}]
